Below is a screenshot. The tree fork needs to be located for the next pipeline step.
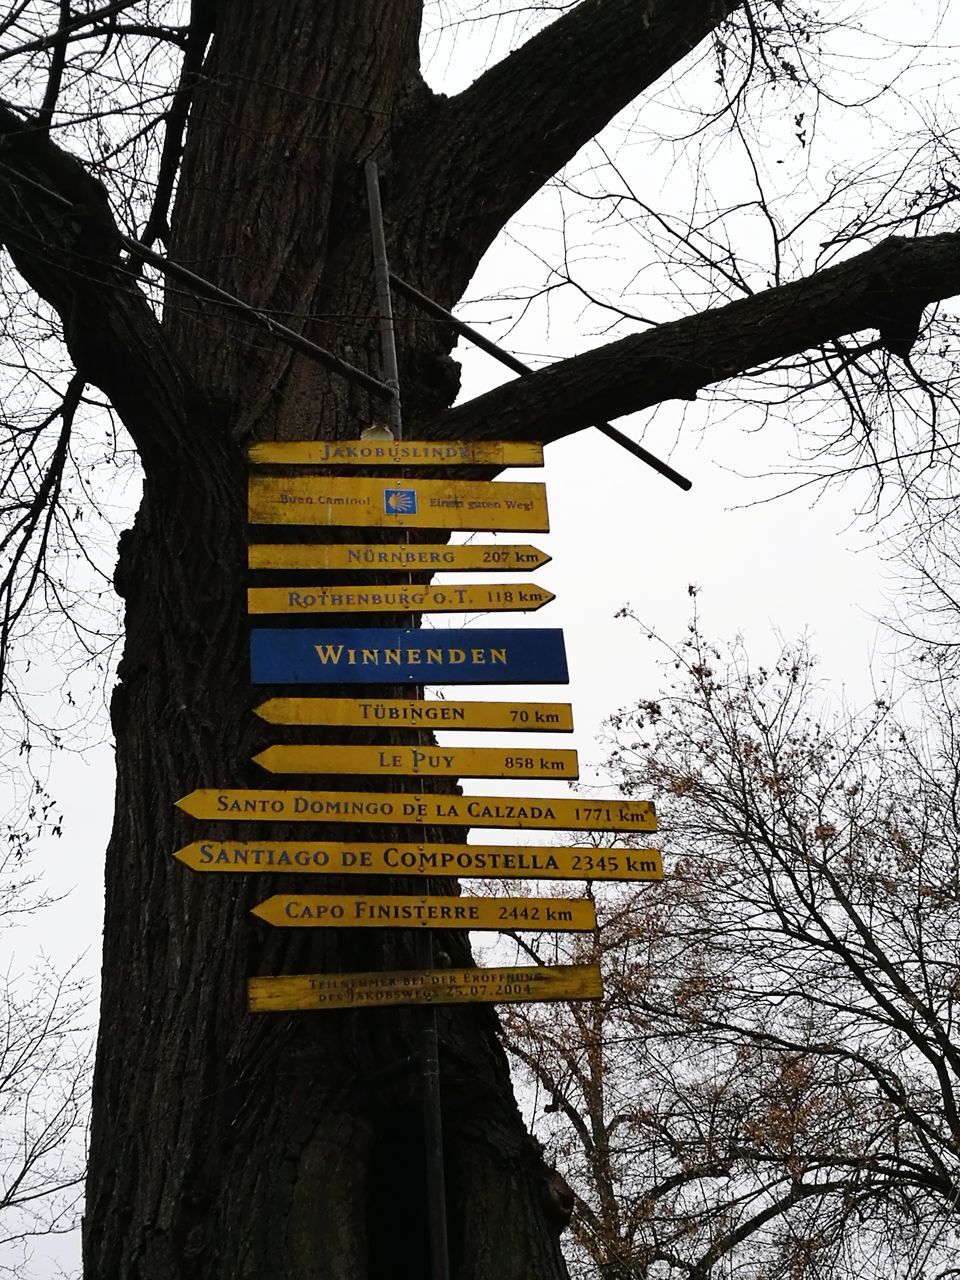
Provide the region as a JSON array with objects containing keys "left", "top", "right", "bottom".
[{"left": 4, "top": 3, "right": 956, "bottom": 1277}]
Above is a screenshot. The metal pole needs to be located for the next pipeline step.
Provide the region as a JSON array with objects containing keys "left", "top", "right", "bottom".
[
  {"left": 364, "top": 160, "right": 450, "bottom": 1280},
  {"left": 389, "top": 270, "right": 692, "bottom": 491},
  {"left": 418, "top": 932, "right": 451, "bottom": 1280},
  {"left": 364, "top": 162, "right": 403, "bottom": 436}
]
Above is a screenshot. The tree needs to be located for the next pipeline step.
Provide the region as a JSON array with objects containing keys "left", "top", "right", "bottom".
[
  {"left": 0, "top": 847, "right": 88, "bottom": 1279},
  {"left": 1, "top": 2, "right": 960, "bottom": 1276},
  {"left": 504, "top": 620, "right": 960, "bottom": 1278}
]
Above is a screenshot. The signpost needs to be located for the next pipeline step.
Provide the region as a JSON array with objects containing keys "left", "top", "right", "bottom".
[
  {"left": 175, "top": 839, "right": 664, "bottom": 881},
  {"left": 249, "top": 627, "right": 569, "bottom": 685},
  {"left": 251, "top": 893, "right": 596, "bottom": 931},
  {"left": 248, "top": 439, "right": 543, "bottom": 467},
  {"left": 163, "top": 176, "right": 667, "bottom": 1280},
  {"left": 252, "top": 743, "right": 579, "bottom": 780},
  {"left": 247, "top": 582, "right": 555, "bottom": 615},
  {"left": 247, "top": 543, "right": 551, "bottom": 573},
  {"left": 176, "top": 787, "right": 657, "bottom": 832},
  {"left": 248, "top": 963, "right": 603, "bottom": 1013},
  {"left": 248, "top": 474, "right": 549, "bottom": 532},
  {"left": 253, "top": 695, "right": 574, "bottom": 732}
]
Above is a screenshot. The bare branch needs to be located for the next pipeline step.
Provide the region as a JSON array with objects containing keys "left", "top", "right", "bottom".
[
  {"left": 431, "top": 233, "right": 960, "bottom": 445},
  {"left": 396, "top": 0, "right": 742, "bottom": 293},
  {"left": 0, "top": 105, "right": 201, "bottom": 474}
]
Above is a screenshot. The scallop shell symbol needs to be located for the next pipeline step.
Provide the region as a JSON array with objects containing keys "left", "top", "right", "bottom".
[{"left": 383, "top": 488, "right": 417, "bottom": 514}]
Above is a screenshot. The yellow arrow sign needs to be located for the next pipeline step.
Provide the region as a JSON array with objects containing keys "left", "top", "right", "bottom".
[
  {"left": 254, "top": 696, "right": 574, "bottom": 732},
  {"left": 248, "top": 475, "right": 549, "bottom": 532},
  {"left": 251, "top": 893, "right": 596, "bottom": 931},
  {"left": 247, "top": 543, "right": 551, "bottom": 573},
  {"left": 174, "top": 840, "right": 663, "bottom": 881},
  {"left": 247, "top": 582, "right": 555, "bottom": 615},
  {"left": 248, "top": 963, "right": 602, "bottom": 1012},
  {"left": 175, "top": 788, "right": 657, "bottom": 832},
  {"left": 248, "top": 439, "right": 543, "bottom": 467},
  {"left": 253, "top": 743, "right": 578, "bottom": 779}
]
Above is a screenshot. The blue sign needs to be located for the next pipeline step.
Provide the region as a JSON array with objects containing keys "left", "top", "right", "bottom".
[
  {"left": 250, "top": 628, "right": 569, "bottom": 686},
  {"left": 383, "top": 488, "right": 417, "bottom": 515}
]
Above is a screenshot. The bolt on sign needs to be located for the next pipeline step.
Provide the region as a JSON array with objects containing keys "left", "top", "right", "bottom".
[
  {"left": 175, "top": 787, "right": 658, "bottom": 833},
  {"left": 248, "top": 439, "right": 544, "bottom": 468},
  {"left": 249, "top": 627, "right": 569, "bottom": 685},
  {"left": 248, "top": 474, "right": 549, "bottom": 532},
  {"left": 252, "top": 743, "right": 579, "bottom": 780},
  {"left": 246, "top": 582, "right": 555, "bottom": 615},
  {"left": 248, "top": 964, "right": 603, "bottom": 1013},
  {"left": 253, "top": 696, "right": 575, "bottom": 732},
  {"left": 251, "top": 893, "right": 596, "bottom": 931},
  {"left": 247, "top": 543, "right": 551, "bottom": 573},
  {"left": 174, "top": 840, "right": 664, "bottom": 882}
]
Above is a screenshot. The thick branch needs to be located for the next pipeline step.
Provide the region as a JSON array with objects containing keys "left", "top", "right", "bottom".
[
  {"left": 0, "top": 106, "right": 198, "bottom": 474},
  {"left": 429, "top": 233, "right": 960, "bottom": 443},
  {"left": 139, "top": 0, "right": 215, "bottom": 250},
  {"left": 394, "top": 0, "right": 740, "bottom": 291}
]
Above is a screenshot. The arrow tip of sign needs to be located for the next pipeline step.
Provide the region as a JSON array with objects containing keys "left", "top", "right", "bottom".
[
  {"left": 252, "top": 701, "right": 273, "bottom": 721},
  {"left": 251, "top": 750, "right": 273, "bottom": 771},
  {"left": 172, "top": 845, "right": 191, "bottom": 865},
  {"left": 174, "top": 793, "right": 193, "bottom": 814}
]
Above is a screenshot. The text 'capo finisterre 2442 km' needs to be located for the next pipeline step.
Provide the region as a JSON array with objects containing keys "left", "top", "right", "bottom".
[{"left": 173, "top": 436, "right": 662, "bottom": 1013}]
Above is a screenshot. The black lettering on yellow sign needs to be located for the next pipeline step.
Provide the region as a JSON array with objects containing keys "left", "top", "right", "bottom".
[
  {"left": 176, "top": 789, "right": 657, "bottom": 832},
  {"left": 173, "top": 841, "right": 664, "bottom": 882},
  {"left": 248, "top": 964, "right": 603, "bottom": 1012}
]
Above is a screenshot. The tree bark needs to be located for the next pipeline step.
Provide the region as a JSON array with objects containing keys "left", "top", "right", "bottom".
[
  {"left": 392, "top": 0, "right": 743, "bottom": 303},
  {"left": 79, "top": 5, "right": 571, "bottom": 1276},
  {"left": 2, "top": 2, "right": 957, "bottom": 1277},
  {"left": 432, "top": 233, "right": 960, "bottom": 446}
]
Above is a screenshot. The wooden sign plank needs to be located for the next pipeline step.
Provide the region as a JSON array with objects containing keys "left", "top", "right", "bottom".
[
  {"left": 251, "top": 893, "right": 596, "bottom": 931},
  {"left": 248, "top": 475, "right": 549, "bottom": 532},
  {"left": 247, "top": 543, "right": 551, "bottom": 573},
  {"left": 254, "top": 696, "right": 574, "bottom": 732},
  {"left": 175, "top": 788, "right": 657, "bottom": 832},
  {"left": 175, "top": 840, "right": 664, "bottom": 882},
  {"left": 249, "top": 627, "right": 569, "bottom": 686},
  {"left": 247, "top": 582, "right": 555, "bottom": 616},
  {"left": 248, "top": 440, "right": 543, "bottom": 467},
  {"left": 248, "top": 963, "right": 602, "bottom": 1012},
  {"left": 252, "top": 743, "right": 579, "bottom": 780}
]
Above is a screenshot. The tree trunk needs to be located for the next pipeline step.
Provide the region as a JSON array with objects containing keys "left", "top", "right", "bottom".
[
  {"left": 81, "top": 5, "right": 568, "bottom": 1276},
  {"left": 3, "top": 0, "right": 957, "bottom": 1273}
]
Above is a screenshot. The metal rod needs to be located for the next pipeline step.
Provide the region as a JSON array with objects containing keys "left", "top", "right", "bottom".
[
  {"left": 390, "top": 272, "right": 529, "bottom": 378},
  {"left": 593, "top": 420, "right": 692, "bottom": 491},
  {"left": 364, "top": 161, "right": 449, "bottom": 1280},
  {"left": 0, "top": 155, "right": 392, "bottom": 402},
  {"left": 364, "top": 162, "right": 403, "bottom": 436},
  {"left": 418, "top": 931, "right": 451, "bottom": 1280},
  {"left": 389, "top": 271, "right": 692, "bottom": 491},
  {"left": 118, "top": 235, "right": 393, "bottom": 401}
]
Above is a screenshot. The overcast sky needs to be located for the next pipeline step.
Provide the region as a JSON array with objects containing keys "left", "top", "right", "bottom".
[
  {"left": 16, "top": 0, "right": 923, "bottom": 1077},
  {"left": 5, "top": 1, "right": 958, "bottom": 1272}
]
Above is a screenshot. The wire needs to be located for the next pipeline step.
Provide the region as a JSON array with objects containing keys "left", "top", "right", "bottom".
[
  {"left": 0, "top": 156, "right": 694, "bottom": 488},
  {"left": 0, "top": 157, "right": 393, "bottom": 401}
]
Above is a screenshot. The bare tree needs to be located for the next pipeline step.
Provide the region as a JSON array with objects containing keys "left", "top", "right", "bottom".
[
  {"left": 1, "top": 1, "right": 960, "bottom": 1275},
  {"left": 0, "top": 847, "right": 88, "bottom": 1279},
  {"left": 505, "top": 619, "right": 960, "bottom": 1277}
]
